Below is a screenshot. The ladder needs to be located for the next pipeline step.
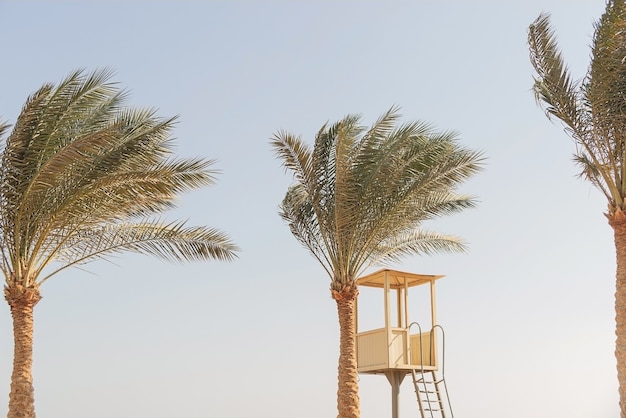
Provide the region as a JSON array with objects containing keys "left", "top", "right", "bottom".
[
  {"left": 411, "top": 369, "right": 451, "bottom": 418},
  {"left": 409, "top": 324, "right": 454, "bottom": 418}
]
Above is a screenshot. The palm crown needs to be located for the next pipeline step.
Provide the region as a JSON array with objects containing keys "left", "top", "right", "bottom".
[
  {"left": 528, "top": 2, "right": 626, "bottom": 214},
  {"left": 272, "top": 107, "right": 483, "bottom": 290},
  {"left": 0, "top": 69, "right": 238, "bottom": 288}
]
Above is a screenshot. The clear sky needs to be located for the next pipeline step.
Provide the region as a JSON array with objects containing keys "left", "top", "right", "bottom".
[{"left": 0, "top": 1, "right": 617, "bottom": 417}]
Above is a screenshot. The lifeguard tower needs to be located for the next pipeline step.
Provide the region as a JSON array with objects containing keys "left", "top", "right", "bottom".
[{"left": 356, "top": 269, "right": 454, "bottom": 418}]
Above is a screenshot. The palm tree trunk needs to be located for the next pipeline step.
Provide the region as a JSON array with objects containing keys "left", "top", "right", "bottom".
[
  {"left": 609, "top": 208, "right": 626, "bottom": 418},
  {"left": 332, "top": 283, "right": 360, "bottom": 418},
  {"left": 4, "top": 284, "right": 41, "bottom": 418}
]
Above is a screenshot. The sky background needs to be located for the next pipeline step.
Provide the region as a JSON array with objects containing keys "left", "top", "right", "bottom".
[{"left": 0, "top": 1, "right": 617, "bottom": 417}]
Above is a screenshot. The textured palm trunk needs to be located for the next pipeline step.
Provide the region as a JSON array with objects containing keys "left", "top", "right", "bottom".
[
  {"left": 4, "top": 284, "right": 41, "bottom": 418},
  {"left": 609, "top": 208, "right": 626, "bottom": 418},
  {"left": 332, "top": 283, "right": 360, "bottom": 418}
]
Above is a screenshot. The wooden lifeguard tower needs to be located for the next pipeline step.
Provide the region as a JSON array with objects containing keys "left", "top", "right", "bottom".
[{"left": 355, "top": 269, "right": 453, "bottom": 418}]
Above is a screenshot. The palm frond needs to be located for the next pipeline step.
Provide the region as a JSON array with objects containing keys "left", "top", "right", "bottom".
[
  {"left": 352, "top": 127, "right": 481, "bottom": 256},
  {"left": 528, "top": 13, "right": 582, "bottom": 132},
  {"left": 36, "top": 156, "right": 215, "bottom": 227},
  {"left": 573, "top": 152, "right": 613, "bottom": 201},
  {"left": 369, "top": 230, "right": 467, "bottom": 267},
  {"left": 0, "top": 121, "right": 10, "bottom": 139},
  {"left": 270, "top": 131, "right": 312, "bottom": 186},
  {"left": 279, "top": 184, "right": 333, "bottom": 278},
  {"left": 1, "top": 83, "right": 55, "bottom": 251},
  {"left": 38, "top": 220, "right": 239, "bottom": 283},
  {"left": 355, "top": 106, "right": 402, "bottom": 157}
]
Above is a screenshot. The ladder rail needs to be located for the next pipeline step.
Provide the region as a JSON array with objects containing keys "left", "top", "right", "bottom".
[
  {"left": 413, "top": 372, "right": 440, "bottom": 418},
  {"left": 432, "top": 324, "right": 454, "bottom": 418},
  {"left": 409, "top": 321, "right": 436, "bottom": 418},
  {"left": 408, "top": 322, "right": 454, "bottom": 418}
]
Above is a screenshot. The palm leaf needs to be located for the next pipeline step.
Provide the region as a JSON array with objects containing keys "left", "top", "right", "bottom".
[
  {"left": 370, "top": 230, "right": 467, "bottom": 266},
  {"left": 528, "top": 13, "right": 582, "bottom": 132},
  {"left": 37, "top": 220, "right": 238, "bottom": 283}
]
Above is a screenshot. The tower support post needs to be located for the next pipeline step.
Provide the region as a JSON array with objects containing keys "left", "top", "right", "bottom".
[{"left": 385, "top": 370, "right": 407, "bottom": 418}]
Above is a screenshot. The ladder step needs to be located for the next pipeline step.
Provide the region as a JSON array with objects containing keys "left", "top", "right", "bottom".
[
  {"left": 418, "top": 389, "right": 440, "bottom": 395},
  {"left": 413, "top": 372, "right": 450, "bottom": 418},
  {"left": 415, "top": 379, "right": 442, "bottom": 385}
]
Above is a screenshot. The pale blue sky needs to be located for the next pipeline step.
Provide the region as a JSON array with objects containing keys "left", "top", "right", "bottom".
[{"left": 0, "top": 1, "right": 616, "bottom": 417}]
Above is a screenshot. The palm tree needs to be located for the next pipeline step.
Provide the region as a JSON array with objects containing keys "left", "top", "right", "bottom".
[
  {"left": 528, "top": 2, "right": 626, "bottom": 416},
  {"left": 271, "top": 107, "right": 483, "bottom": 418},
  {"left": 0, "top": 69, "right": 238, "bottom": 418}
]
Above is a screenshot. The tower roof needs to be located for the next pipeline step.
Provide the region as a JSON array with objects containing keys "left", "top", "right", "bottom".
[{"left": 356, "top": 268, "right": 444, "bottom": 289}]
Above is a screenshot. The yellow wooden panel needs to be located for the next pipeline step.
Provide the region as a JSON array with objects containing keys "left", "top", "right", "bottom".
[
  {"left": 389, "top": 329, "right": 408, "bottom": 367},
  {"left": 410, "top": 332, "right": 437, "bottom": 368},
  {"left": 356, "top": 329, "right": 388, "bottom": 369}
]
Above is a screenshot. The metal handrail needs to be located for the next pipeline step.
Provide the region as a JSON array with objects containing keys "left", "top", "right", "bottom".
[
  {"left": 432, "top": 324, "right": 454, "bottom": 418},
  {"left": 407, "top": 322, "right": 454, "bottom": 418}
]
